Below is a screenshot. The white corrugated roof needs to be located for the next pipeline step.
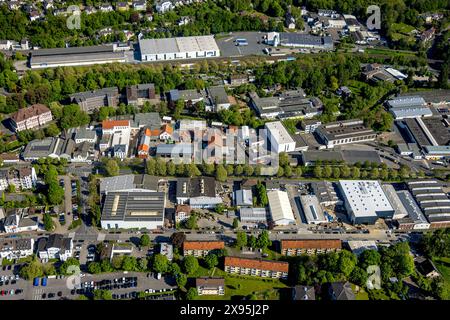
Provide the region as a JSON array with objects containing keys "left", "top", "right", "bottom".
[{"left": 267, "top": 190, "right": 295, "bottom": 223}]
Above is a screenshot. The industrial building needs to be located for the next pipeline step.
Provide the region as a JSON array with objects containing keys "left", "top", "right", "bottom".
[
  {"left": 299, "top": 194, "right": 327, "bottom": 224},
  {"left": 311, "top": 181, "right": 341, "bottom": 207},
  {"left": 346, "top": 241, "right": 377, "bottom": 256},
  {"left": 101, "top": 190, "right": 166, "bottom": 230},
  {"left": 30, "top": 45, "right": 126, "bottom": 69},
  {"left": 315, "top": 119, "right": 377, "bottom": 148},
  {"left": 176, "top": 177, "right": 222, "bottom": 208},
  {"left": 139, "top": 35, "right": 220, "bottom": 62},
  {"left": 394, "top": 190, "right": 430, "bottom": 230},
  {"left": 248, "top": 91, "right": 323, "bottom": 120},
  {"left": 267, "top": 190, "right": 296, "bottom": 226},
  {"left": 338, "top": 180, "right": 395, "bottom": 225},
  {"left": 239, "top": 207, "right": 268, "bottom": 228},
  {"left": 407, "top": 180, "right": 450, "bottom": 228},
  {"left": 387, "top": 96, "right": 432, "bottom": 119},
  {"left": 264, "top": 121, "right": 296, "bottom": 154},
  {"left": 265, "top": 32, "right": 333, "bottom": 50}
]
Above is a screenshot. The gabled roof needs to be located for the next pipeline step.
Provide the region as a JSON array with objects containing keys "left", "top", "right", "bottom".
[
  {"left": 11, "top": 104, "right": 51, "bottom": 123},
  {"left": 224, "top": 256, "right": 289, "bottom": 273},
  {"left": 183, "top": 241, "right": 224, "bottom": 251},
  {"left": 281, "top": 239, "right": 342, "bottom": 250},
  {"left": 102, "top": 120, "right": 130, "bottom": 129}
]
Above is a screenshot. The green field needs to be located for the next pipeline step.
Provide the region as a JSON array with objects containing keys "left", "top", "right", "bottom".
[{"left": 433, "top": 257, "right": 450, "bottom": 300}]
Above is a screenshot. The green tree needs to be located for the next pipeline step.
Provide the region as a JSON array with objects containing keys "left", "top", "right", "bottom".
[
  {"left": 256, "top": 230, "right": 271, "bottom": 249},
  {"left": 248, "top": 235, "right": 257, "bottom": 248},
  {"left": 88, "top": 262, "right": 102, "bottom": 274},
  {"left": 176, "top": 273, "right": 188, "bottom": 288},
  {"left": 101, "top": 259, "right": 113, "bottom": 273},
  {"left": 186, "top": 287, "right": 198, "bottom": 300},
  {"left": 140, "top": 234, "right": 151, "bottom": 247},
  {"left": 122, "top": 256, "right": 137, "bottom": 271},
  {"left": 60, "top": 258, "right": 80, "bottom": 275},
  {"left": 146, "top": 158, "right": 156, "bottom": 175},
  {"left": 185, "top": 215, "right": 198, "bottom": 229},
  {"left": 350, "top": 266, "right": 368, "bottom": 287},
  {"left": 236, "top": 231, "right": 248, "bottom": 248},
  {"left": 232, "top": 217, "right": 239, "bottom": 229},
  {"left": 19, "top": 258, "right": 44, "bottom": 280},
  {"left": 183, "top": 256, "right": 199, "bottom": 275},
  {"left": 313, "top": 166, "right": 323, "bottom": 178},
  {"left": 204, "top": 254, "right": 219, "bottom": 269},
  {"left": 105, "top": 159, "right": 119, "bottom": 177},
  {"left": 215, "top": 164, "right": 227, "bottom": 182},
  {"left": 152, "top": 254, "right": 169, "bottom": 274},
  {"left": 359, "top": 250, "right": 381, "bottom": 269},
  {"left": 43, "top": 213, "right": 54, "bottom": 231},
  {"left": 338, "top": 250, "right": 357, "bottom": 278}
]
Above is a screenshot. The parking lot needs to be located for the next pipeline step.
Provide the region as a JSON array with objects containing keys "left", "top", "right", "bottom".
[
  {"left": 1, "top": 271, "right": 177, "bottom": 300},
  {"left": 216, "top": 32, "right": 271, "bottom": 58}
]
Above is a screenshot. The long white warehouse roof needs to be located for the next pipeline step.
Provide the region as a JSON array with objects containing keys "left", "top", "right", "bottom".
[
  {"left": 267, "top": 190, "right": 296, "bottom": 224},
  {"left": 139, "top": 35, "right": 219, "bottom": 55},
  {"left": 339, "top": 180, "right": 393, "bottom": 218}
]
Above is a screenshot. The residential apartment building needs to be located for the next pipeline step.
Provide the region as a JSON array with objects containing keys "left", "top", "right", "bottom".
[
  {"left": 10, "top": 104, "right": 53, "bottom": 132},
  {"left": 0, "top": 238, "right": 34, "bottom": 260},
  {"left": 182, "top": 241, "right": 225, "bottom": 257},
  {"left": 224, "top": 257, "right": 289, "bottom": 279},
  {"left": 196, "top": 277, "right": 225, "bottom": 296},
  {"left": 37, "top": 234, "right": 73, "bottom": 262},
  {"left": 280, "top": 239, "right": 342, "bottom": 255},
  {"left": 0, "top": 167, "right": 37, "bottom": 191},
  {"left": 2, "top": 214, "right": 39, "bottom": 234}
]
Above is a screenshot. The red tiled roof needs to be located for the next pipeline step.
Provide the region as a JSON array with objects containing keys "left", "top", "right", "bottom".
[
  {"left": 161, "top": 124, "right": 173, "bottom": 134},
  {"left": 183, "top": 241, "right": 224, "bottom": 251},
  {"left": 11, "top": 104, "right": 51, "bottom": 123},
  {"left": 281, "top": 239, "right": 342, "bottom": 250},
  {"left": 224, "top": 256, "right": 289, "bottom": 273},
  {"left": 102, "top": 120, "right": 130, "bottom": 129}
]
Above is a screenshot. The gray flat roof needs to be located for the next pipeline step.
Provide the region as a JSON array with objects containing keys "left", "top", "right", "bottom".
[
  {"left": 102, "top": 191, "right": 165, "bottom": 222},
  {"left": 100, "top": 175, "right": 135, "bottom": 194},
  {"left": 139, "top": 35, "right": 219, "bottom": 55}
]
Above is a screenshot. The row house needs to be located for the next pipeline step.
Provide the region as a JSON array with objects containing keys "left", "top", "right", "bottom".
[
  {"left": 137, "top": 123, "right": 173, "bottom": 158},
  {"left": 0, "top": 238, "right": 34, "bottom": 260},
  {"left": 224, "top": 256, "right": 289, "bottom": 279},
  {"left": 10, "top": 104, "right": 53, "bottom": 132},
  {"left": 280, "top": 239, "right": 342, "bottom": 256},
  {"left": 182, "top": 240, "right": 224, "bottom": 257}
]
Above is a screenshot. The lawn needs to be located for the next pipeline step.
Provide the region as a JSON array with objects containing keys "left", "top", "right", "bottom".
[
  {"left": 195, "top": 275, "right": 288, "bottom": 300},
  {"left": 391, "top": 23, "right": 416, "bottom": 34},
  {"left": 433, "top": 257, "right": 450, "bottom": 300},
  {"left": 352, "top": 284, "right": 369, "bottom": 300},
  {"left": 365, "top": 47, "right": 417, "bottom": 58},
  {"left": 192, "top": 266, "right": 289, "bottom": 300}
]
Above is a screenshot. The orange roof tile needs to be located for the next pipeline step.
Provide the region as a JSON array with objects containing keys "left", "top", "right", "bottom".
[
  {"left": 281, "top": 239, "right": 342, "bottom": 250},
  {"left": 102, "top": 120, "right": 130, "bottom": 129},
  {"left": 224, "top": 256, "right": 289, "bottom": 273},
  {"left": 161, "top": 124, "right": 173, "bottom": 134},
  {"left": 183, "top": 241, "right": 224, "bottom": 251}
]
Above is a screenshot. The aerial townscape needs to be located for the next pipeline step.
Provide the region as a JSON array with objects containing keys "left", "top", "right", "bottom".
[{"left": 0, "top": 0, "right": 449, "bottom": 305}]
